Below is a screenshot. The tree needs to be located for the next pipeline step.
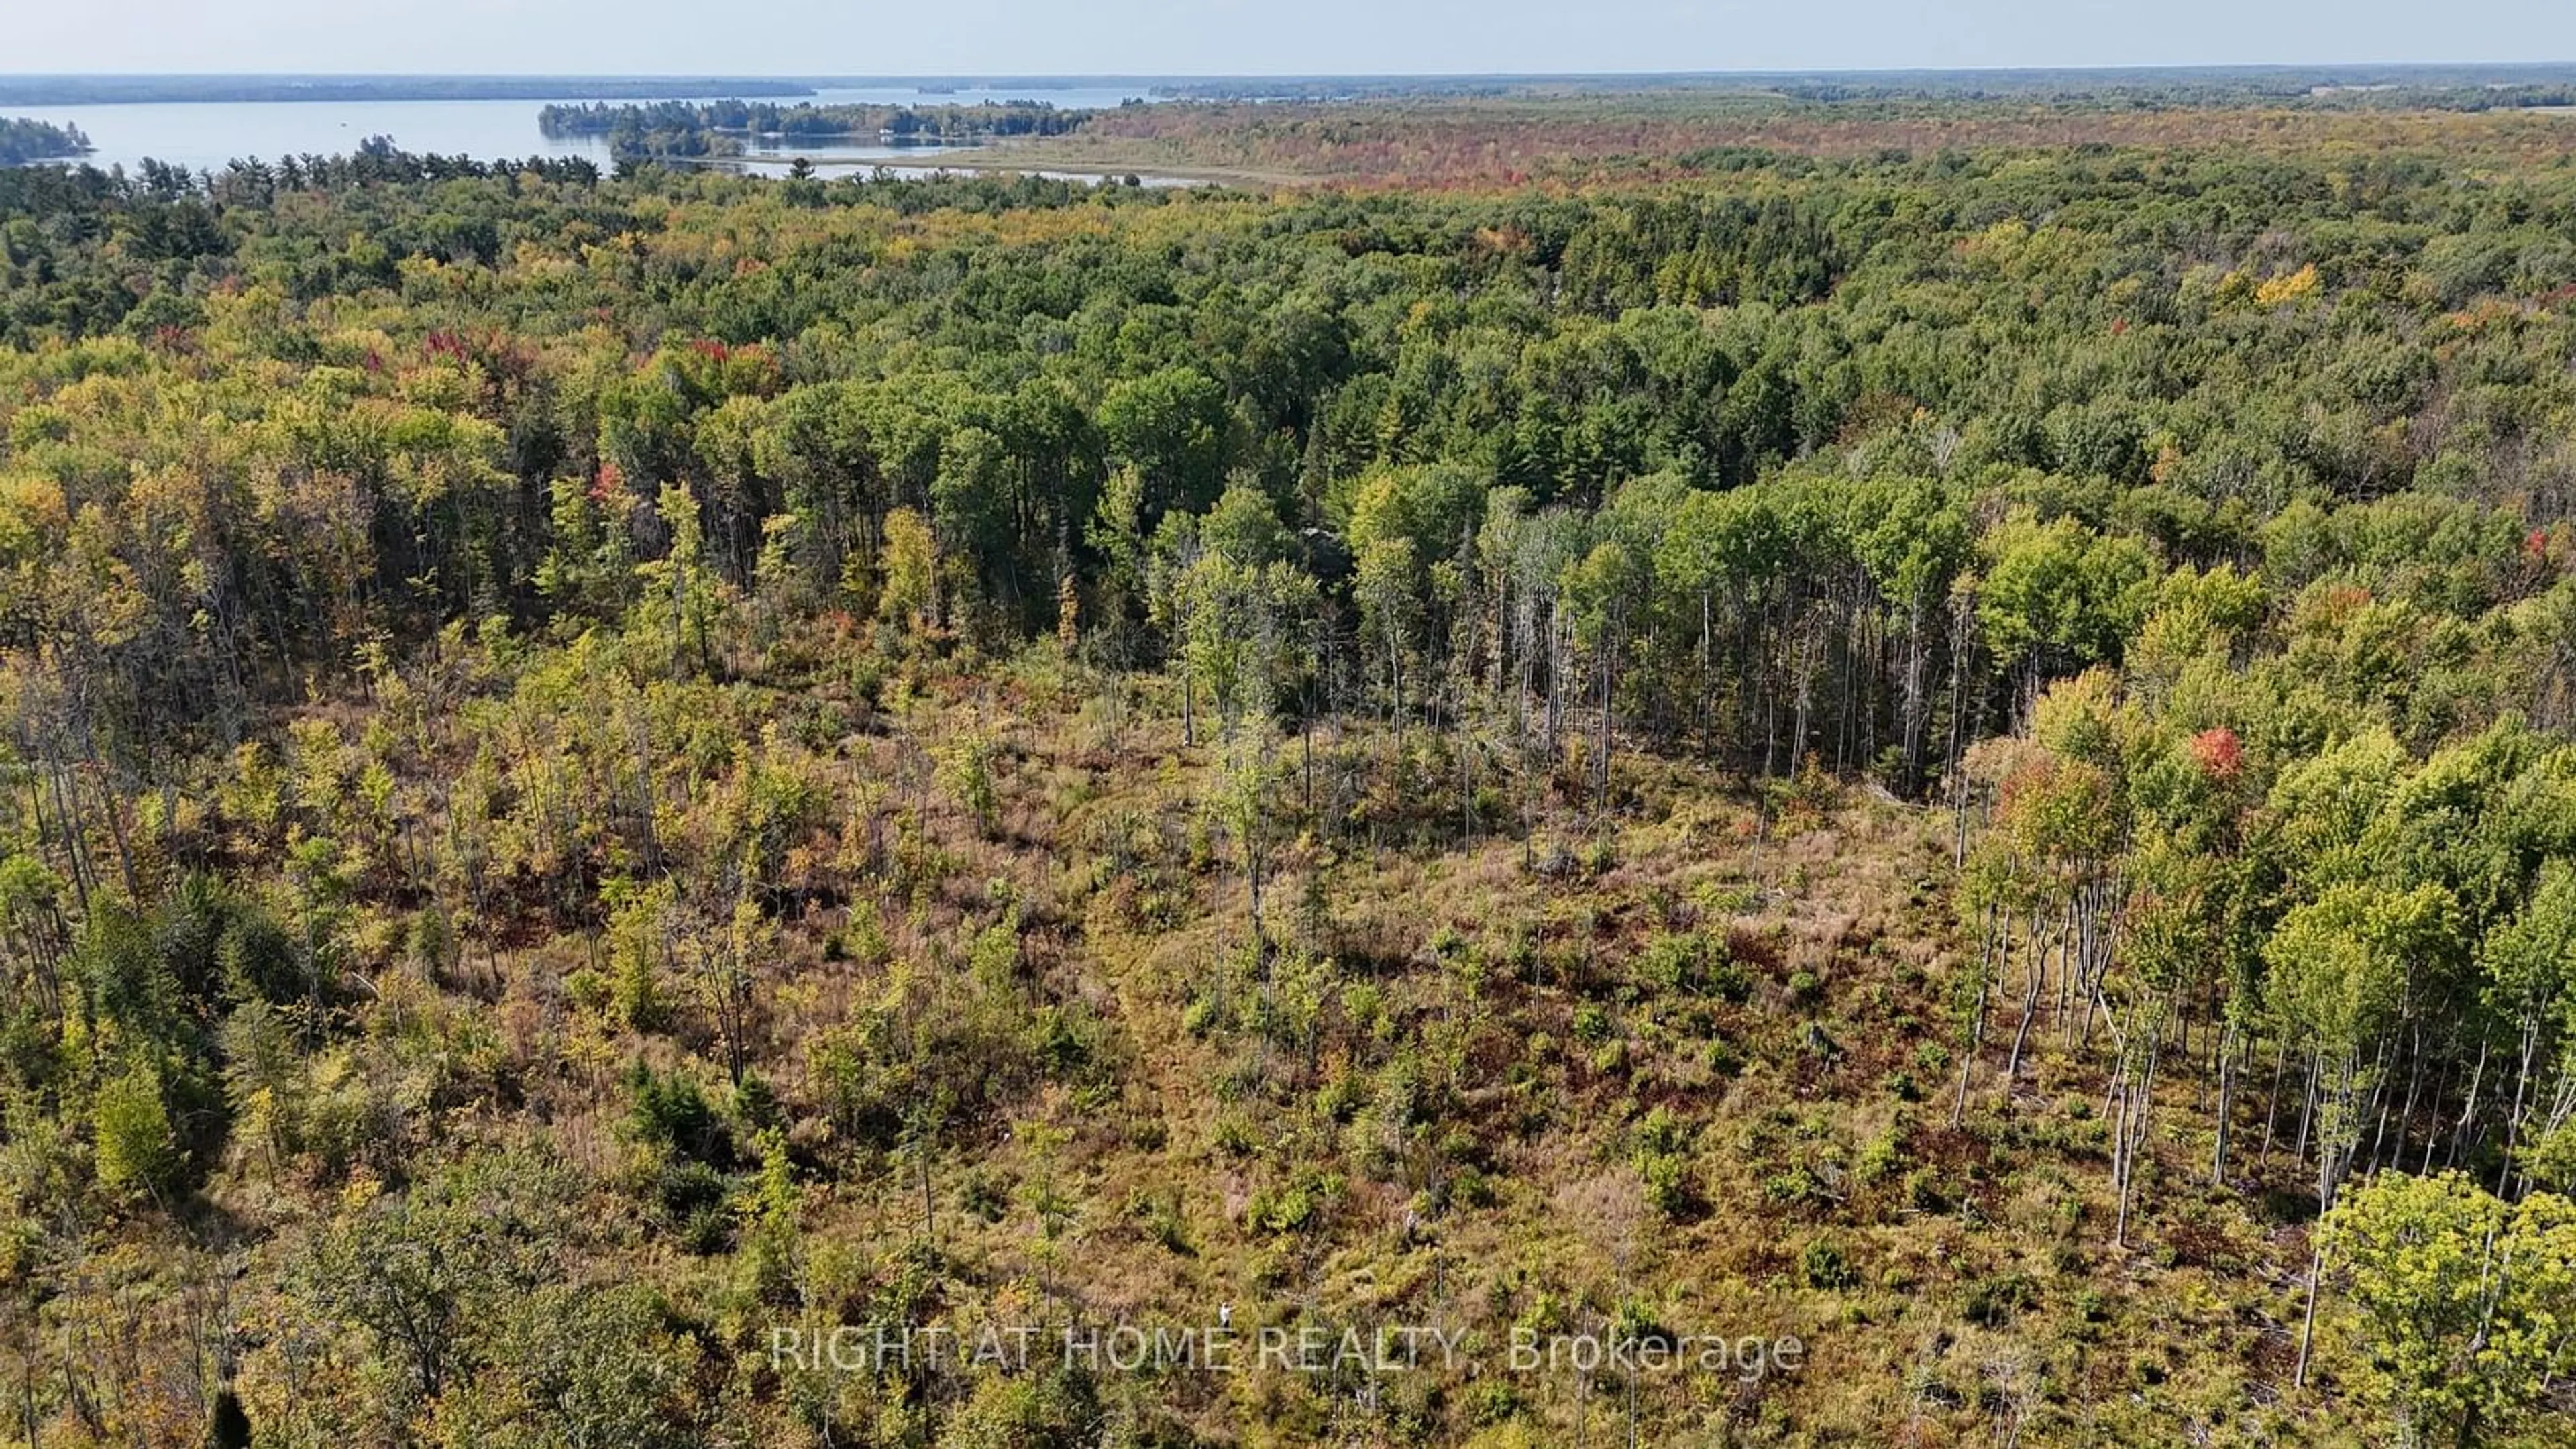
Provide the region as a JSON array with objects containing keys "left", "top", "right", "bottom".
[
  {"left": 1978, "top": 513, "right": 2155, "bottom": 708},
  {"left": 2321, "top": 1171, "right": 2576, "bottom": 1447},
  {"left": 1564, "top": 533, "right": 1650, "bottom": 810},
  {"left": 1098, "top": 366, "right": 1229, "bottom": 522},
  {"left": 291, "top": 1156, "right": 570, "bottom": 1415},
  {"left": 2481, "top": 861, "right": 2576, "bottom": 1198},
  {"left": 875, "top": 506, "right": 939, "bottom": 640},
  {"left": 1352, "top": 535, "right": 1422, "bottom": 722},
  {"left": 636, "top": 482, "right": 722, "bottom": 679},
  {"left": 91, "top": 1060, "right": 179, "bottom": 1203},
  {"left": 2272, "top": 880, "right": 2457, "bottom": 1384}
]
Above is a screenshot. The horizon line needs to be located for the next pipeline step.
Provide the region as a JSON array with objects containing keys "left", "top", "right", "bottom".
[{"left": 7, "top": 62, "right": 2576, "bottom": 81}]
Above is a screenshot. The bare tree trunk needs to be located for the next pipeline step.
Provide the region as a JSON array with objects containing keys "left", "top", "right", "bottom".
[
  {"left": 1953, "top": 909, "right": 1998, "bottom": 1128},
  {"left": 1595, "top": 645, "right": 1613, "bottom": 816},
  {"left": 2293, "top": 1242, "right": 2324, "bottom": 1391},
  {"left": 2390, "top": 1022, "right": 2426, "bottom": 1176},
  {"left": 2212, "top": 1020, "right": 2238, "bottom": 1185},
  {"left": 2292, "top": 1052, "right": 2321, "bottom": 1167},
  {"left": 2422, "top": 1048, "right": 2455, "bottom": 1175},
  {"left": 2005, "top": 914, "right": 2047, "bottom": 1085},
  {"left": 2113, "top": 1071, "right": 2147, "bottom": 1246},
  {"left": 2451, "top": 1028, "right": 2492, "bottom": 1171},
  {"left": 2499, "top": 1011, "right": 2542, "bottom": 1199},
  {"left": 2261, "top": 1030, "right": 2290, "bottom": 1170}
]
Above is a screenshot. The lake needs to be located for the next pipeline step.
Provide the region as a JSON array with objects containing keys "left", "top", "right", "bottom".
[{"left": 5, "top": 84, "right": 1165, "bottom": 176}]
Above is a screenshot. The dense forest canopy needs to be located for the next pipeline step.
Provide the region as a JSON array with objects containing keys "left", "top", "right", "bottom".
[
  {"left": 1056, "top": 93, "right": 2576, "bottom": 183},
  {"left": 0, "top": 98, "right": 2574, "bottom": 1444}
]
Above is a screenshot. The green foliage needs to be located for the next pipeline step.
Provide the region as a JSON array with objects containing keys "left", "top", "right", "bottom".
[
  {"left": 1978, "top": 513, "right": 2157, "bottom": 677},
  {"left": 91, "top": 1059, "right": 178, "bottom": 1201},
  {"left": 2322, "top": 1171, "right": 2576, "bottom": 1446},
  {"left": 625, "top": 1063, "right": 730, "bottom": 1169},
  {"left": 0, "top": 110, "right": 2570, "bottom": 1447},
  {"left": 0, "top": 118, "right": 87, "bottom": 165},
  {"left": 291, "top": 1155, "right": 576, "bottom": 1413},
  {"left": 940, "top": 732, "right": 1002, "bottom": 837},
  {"left": 1799, "top": 1235, "right": 1856, "bottom": 1290}
]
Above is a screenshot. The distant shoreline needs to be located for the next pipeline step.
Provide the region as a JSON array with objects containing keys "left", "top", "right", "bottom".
[{"left": 0, "top": 76, "right": 820, "bottom": 107}]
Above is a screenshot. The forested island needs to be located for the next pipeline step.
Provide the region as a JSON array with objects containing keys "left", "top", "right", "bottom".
[
  {"left": 0, "top": 118, "right": 91, "bottom": 165},
  {"left": 539, "top": 99, "right": 1093, "bottom": 158},
  {"left": 0, "top": 84, "right": 2573, "bottom": 1446}
]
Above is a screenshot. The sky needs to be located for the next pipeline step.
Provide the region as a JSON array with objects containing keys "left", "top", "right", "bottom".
[{"left": 7, "top": 0, "right": 2576, "bottom": 76}]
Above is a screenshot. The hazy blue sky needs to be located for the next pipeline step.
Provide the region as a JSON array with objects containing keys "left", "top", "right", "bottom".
[{"left": 9, "top": 0, "right": 2575, "bottom": 76}]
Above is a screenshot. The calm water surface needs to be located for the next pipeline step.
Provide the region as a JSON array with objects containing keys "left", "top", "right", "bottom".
[{"left": 9, "top": 85, "right": 1163, "bottom": 176}]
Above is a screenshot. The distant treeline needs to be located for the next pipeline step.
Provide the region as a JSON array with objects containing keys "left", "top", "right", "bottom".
[
  {"left": 0, "top": 117, "right": 89, "bottom": 164},
  {"left": 537, "top": 99, "right": 1091, "bottom": 156},
  {"left": 1768, "top": 79, "right": 2576, "bottom": 112},
  {"left": 1155, "top": 64, "right": 2576, "bottom": 110},
  {"left": 0, "top": 75, "right": 815, "bottom": 105},
  {"left": 0, "top": 136, "right": 600, "bottom": 214},
  {"left": 2299, "top": 83, "right": 2576, "bottom": 112}
]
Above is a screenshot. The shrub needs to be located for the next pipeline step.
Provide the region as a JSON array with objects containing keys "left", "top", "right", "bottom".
[
  {"left": 1800, "top": 1236, "right": 1856, "bottom": 1290},
  {"left": 626, "top": 1065, "right": 729, "bottom": 1167},
  {"left": 1640, "top": 1151, "right": 1697, "bottom": 1219},
  {"left": 1962, "top": 1273, "right": 2036, "bottom": 1327}
]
